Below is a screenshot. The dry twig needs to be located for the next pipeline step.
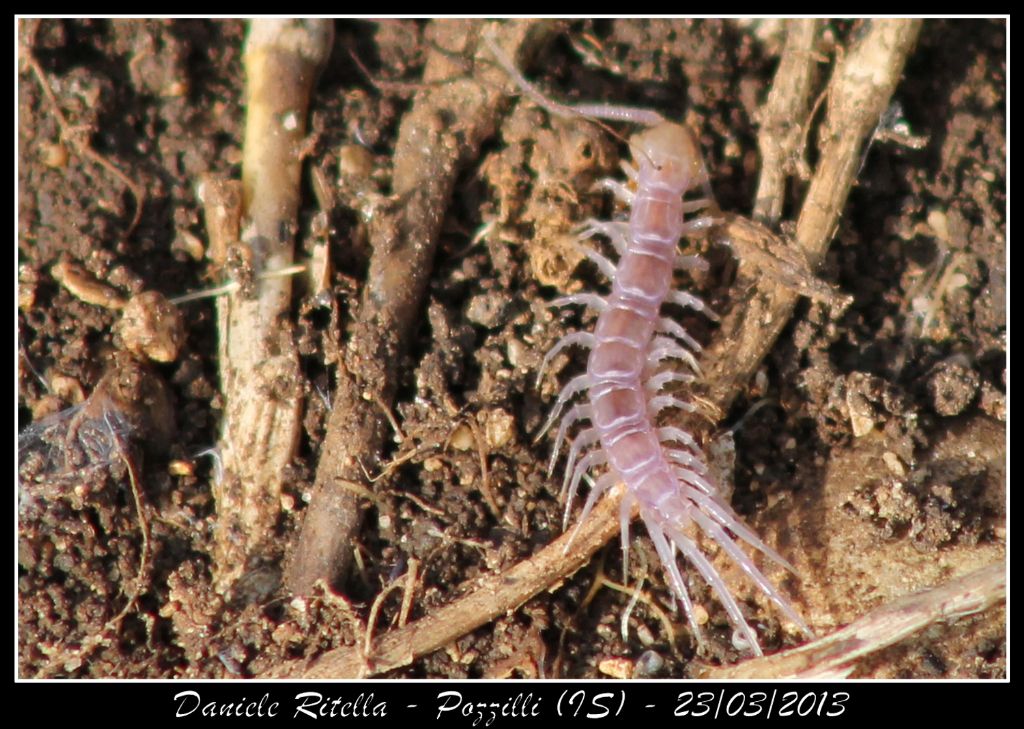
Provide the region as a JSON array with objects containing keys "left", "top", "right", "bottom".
[
  {"left": 753, "top": 19, "right": 822, "bottom": 225},
  {"left": 692, "top": 562, "right": 1005, "bottom": 679},
  {"left": 705, "top": 19, "right": 922, "bottom": 413},
  {"left": 210, "top": 20, "right": 334, "bottom": 595}
]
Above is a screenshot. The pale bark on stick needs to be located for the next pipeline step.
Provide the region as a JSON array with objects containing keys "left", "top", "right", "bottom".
[
  {"left": 705, "top": 19, "right": 922, "bottom": 414},
  {"left": 753, "top": 18, "right": 821, "bottom": 225},
  {"left": 212, "top": 20, "right": 333, "bottom": 595},
  {"left": 283, "top": 19, "right": 556, "bottom": 598},
  {"left": 694, "top": 562, "right": 1005, "bottom": 679}
]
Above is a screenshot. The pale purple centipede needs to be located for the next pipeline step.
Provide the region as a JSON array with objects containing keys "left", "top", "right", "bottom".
[{"left": 489, "top": 37, "right": 813, "bottom": 656}]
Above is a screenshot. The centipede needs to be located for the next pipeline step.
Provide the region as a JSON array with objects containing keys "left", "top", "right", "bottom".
[{"left": 487, "top": 35, "right": 813, "bottom": 656}]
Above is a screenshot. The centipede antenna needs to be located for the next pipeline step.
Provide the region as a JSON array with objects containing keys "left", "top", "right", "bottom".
[{"left": 483, "top": 33, "right": 658, "bottom": 150}]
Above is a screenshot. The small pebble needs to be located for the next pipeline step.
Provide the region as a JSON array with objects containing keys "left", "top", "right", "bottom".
[
  {"left": 928, "top": 359, "right": 979, "bottom": 416},
  {"left": 692, "top": 603, "right": 710, "bottom": 626},
  {"left": 466, "top": 292, "right": 507, "bottom": 329},
  {"left": 338, "top": 143, "right": 374, "bottom": 181},
  {"left": 635, "top": 622, "right": 656, "bottom": 647},
  {"left": 483, "top": 409, "right": 515, "bottom": 449},
  {"left": 506, "top": 338, "right": 528, "bottom": 369},
  {"left": 41, "top": 141, "right": 69, "bottom": 168},
  {"left": 168, "top": 460, "right": 195, "bottom": 477},
  {"left": 882, "top": 451, "right": 906, "bottom": 477},
  {"left": 597, "top": 657, "right": 633, "bottom": 679},
  {"left": 423, "top": 457, "right": 444, "bottom": 473},
  {"left": 449, "top": 423, "right": 474, "bottom": 451},
  {"left": 117, "top": 291, "right": 186, "bottom": 363},
  {"left": 847, "top": 391, "right": 878, "bottom": 437},
  {"left": 632, "top": 650, "right": 665, "bottom": 678}
]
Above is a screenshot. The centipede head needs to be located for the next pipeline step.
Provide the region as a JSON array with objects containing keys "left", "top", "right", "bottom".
[{"left": 630, "top": 122, "right": 708, "bottom": 195}]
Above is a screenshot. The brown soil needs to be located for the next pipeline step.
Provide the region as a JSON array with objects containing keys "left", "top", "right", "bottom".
[{"left": 18, "top": 19, "right": 1005, "bottom": 679}]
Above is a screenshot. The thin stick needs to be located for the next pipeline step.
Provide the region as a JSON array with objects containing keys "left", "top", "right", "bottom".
[
  {"left": 753, "top": 19, "right": 822, "bottom": 225},
  {"left": 398, "top": 558, "right": 419, "bottom": 628},
  {"left": 364, "top": 578, "right": 407, "bottom": 657},
  {"left": 466, "top": 415, "right": 505, "bottom": 523},
  {"left": 211, "top": 20, "right": 333, "bottom": 595},
  {"left": 693, "top": 562, "right": 1005, "bottom": 679},
  {"left": 704, "top": 19, "right": 922, "bottom": 414}
]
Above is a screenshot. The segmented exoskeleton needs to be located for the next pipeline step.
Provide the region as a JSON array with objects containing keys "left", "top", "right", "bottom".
[{"left": 487, "top": 35, "right": 812, "bottom": 655}]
